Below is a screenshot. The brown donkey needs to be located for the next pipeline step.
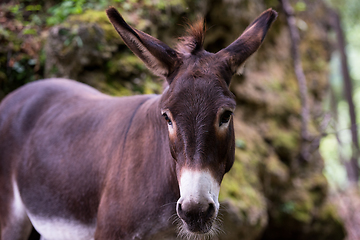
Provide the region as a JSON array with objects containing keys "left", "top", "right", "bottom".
[{"left": 0, "top": 7, "right": 277, "bottom": 240}]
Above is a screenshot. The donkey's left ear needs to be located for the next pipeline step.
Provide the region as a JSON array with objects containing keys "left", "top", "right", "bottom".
[
  {"left": 106, "top": 7, "right": 180, "bottom": 78},
  {"left": 216, "top": 9, "right": 277, "bottom": 77}
]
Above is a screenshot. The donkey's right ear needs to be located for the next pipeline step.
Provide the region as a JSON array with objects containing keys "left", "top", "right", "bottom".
[
  {"left": 106, "top": 7, "right": 180, "bottom": 78},
  {"left": 216, "top": 9, "right": 277, "bottom": 79}
]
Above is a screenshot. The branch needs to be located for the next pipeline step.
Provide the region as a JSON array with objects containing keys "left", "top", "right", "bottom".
[{"left": 280, "top": 0, "right": 310, "bottom": 161}]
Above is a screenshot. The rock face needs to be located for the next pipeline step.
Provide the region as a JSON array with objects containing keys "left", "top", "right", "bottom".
[{"left": 42, "top": 0, "right": 345, "bottom": 239}]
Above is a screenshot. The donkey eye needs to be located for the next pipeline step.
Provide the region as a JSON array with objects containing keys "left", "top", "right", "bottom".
[
  {"left": 162, "top": 113, "right": 172, "bottom": 126},
  {"left": 219, "top": 111, "right": 233, "bottom": 127}
]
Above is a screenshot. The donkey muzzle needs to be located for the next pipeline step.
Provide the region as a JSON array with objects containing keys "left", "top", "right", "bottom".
[
  {"left": 176, "top": 198, "right": 216, "bottom": 233},
  {"left": 177, "top": 169, "right": 220, "bottom": 233}
]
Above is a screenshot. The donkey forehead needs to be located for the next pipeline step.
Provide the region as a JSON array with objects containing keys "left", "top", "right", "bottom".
[
  {"left": 162, "top": 76, "right": 235, "bottom": 115},
  {"left": 180, "top": 52, "right": 231, "bottom": 79}
]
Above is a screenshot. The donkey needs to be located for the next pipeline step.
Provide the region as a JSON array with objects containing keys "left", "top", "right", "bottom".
[{"left": 0, "top": 7, "right": 277, "bottom": 240}]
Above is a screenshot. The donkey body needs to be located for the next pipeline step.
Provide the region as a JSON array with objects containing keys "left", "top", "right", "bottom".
[{"left": 0, "top": 7, "right": 276, "bottom": 240}]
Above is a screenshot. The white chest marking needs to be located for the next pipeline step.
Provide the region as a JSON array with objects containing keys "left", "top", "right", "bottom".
[
  {"left": 12, "top": 180, "right": 95, "bottom": 240},
  {"left": 27, "top": 215, "right": 96, "bottom": 240},
  {"left": 12, "top": 180, "right": 27, "bottom": 221}
]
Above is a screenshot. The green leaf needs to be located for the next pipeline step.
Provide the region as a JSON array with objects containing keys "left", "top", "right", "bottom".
[
  {"left": 294, "top": 1, "right": 307, "bottom": 12},
  {"left": 25, "top": 5, "right": 42, "bottom": 11},
  {"left": 10, "top": 5, "right": 20, "bottom": 14},
  {"left": 236, "top": 139, "right": 247, "bottom": 150},
  {"left": 22, "top": 28, "right": 37, "bottom": 35}
]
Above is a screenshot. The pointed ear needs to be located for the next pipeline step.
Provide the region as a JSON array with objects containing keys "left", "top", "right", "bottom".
[
  {"left": 106, "top": 7, "right": 180, "bottom": 78},
  {"left": 216, "top": 9, "right": 277, "bottom": 77}
]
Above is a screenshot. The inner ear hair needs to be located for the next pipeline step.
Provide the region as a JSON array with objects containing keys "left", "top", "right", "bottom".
[
  {"left": 106, "top": 7, "right": 180, "bottom": 78},
  {"left": 216, "top": 8, "right": 277, "bottom": 76}
]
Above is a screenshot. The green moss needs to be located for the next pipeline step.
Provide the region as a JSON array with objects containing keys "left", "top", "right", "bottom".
[
  {"left": 272, "top": 129, "right": 298, "bottom": 151},
  {"left": 100, "top": 81, "right": 133, "bottom": 96},
  {"left": 264, "top": 0, "right": 280, "bottom": 8},
  {"left": 68, "top": 9, "right": 109, "bottom": 24},
  {"left": 220, "top": 150, "right": 267, "bottom": 227},
  {"left": 265, "top": 120, "right": 300, "bottom": 163},
  {"left": 220, "top": 147, "right": 261, "bottom": 198},
  {"left": 264, "top": 153, "right": 290, "bottom": 184},
  {"left": 280, "top": 189, "right": 314, "bottom": 223},
  {"left": 303, "top": 173, "right": 328, "bottom": 206},
  {"left": 67, "top": 9, "right": 121, "bottom": 41},
  {"left": 266, "top": 78, "right": 284, "bottom": 92},
  {"left": 220, "top": 154, "right": 247, "bottom": 201},
  {"left": 233, "top": 120, "right": 268, "bottom": 157},
  {"left": 107, "top": 52, "right": 145, "bottom": 76},
  {"left": 219, "top": 135, "right": 267, "bottom": 229},
  {"left": 142, "top": 77, "right": 162, "bottom": 95},
  {"left": 308, "top": 202, "right": 346, "bottom": 239},
  {"left": 286, "top": 204, "right": 311, "bottom": 223},
  {"left": 318, "top": 202, "right": 339, "bottom": 221},
  {"left": 292, "top": 200, "right": 313, "bottom": 222}
]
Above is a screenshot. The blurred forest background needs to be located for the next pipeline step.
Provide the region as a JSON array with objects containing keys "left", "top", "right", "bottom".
[{"left": 1, "top": 0, "right": 360, "bottom": 239}]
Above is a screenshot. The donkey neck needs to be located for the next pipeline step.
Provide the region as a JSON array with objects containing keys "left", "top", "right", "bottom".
[
  {"left": 100, "top": 94, "right": 179, "bottom": 236},
  {"left": 107, "top": 94, "right": 179, "bottom": 199}
]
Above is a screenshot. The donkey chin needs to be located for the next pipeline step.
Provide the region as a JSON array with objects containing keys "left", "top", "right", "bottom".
[
  {"left": 176, "top": 170, "right": 222, "bottom": 239},
  {"left": 176, "top": 206, "right": 221, "bottom": 240}
]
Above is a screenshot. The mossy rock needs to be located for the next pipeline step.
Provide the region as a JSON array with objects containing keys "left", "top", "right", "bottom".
[
  {"left": 217, "top": 118, "right": 269, "bottom": 239},
  {"left": 67, "top": 9, "right": 151, "bottom": 43}
]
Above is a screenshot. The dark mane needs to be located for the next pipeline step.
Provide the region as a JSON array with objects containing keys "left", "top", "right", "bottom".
[{"left": 176, "top": 18, "right": 206, "bottom": 55}]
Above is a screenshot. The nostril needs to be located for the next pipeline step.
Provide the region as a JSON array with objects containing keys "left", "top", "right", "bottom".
[
  {"left": 206, "top": 203, "right": 216, "bottom": 219},
  {"left": 177, "top": 202, "right": 186, "bottom": 219},
  {"left": 177, "top": 200, "right": 217, "bottom": 223},
  {"left": 178, "top": 203, "right": 182, "bottom": 212}
]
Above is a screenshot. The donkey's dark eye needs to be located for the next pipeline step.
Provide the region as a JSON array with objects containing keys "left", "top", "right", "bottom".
[
  {"left": 219, "top": 111, "right": 233, "bottom": 126},
  {"left": 162, "top": 113, "right": 172, "bottom": 126}
]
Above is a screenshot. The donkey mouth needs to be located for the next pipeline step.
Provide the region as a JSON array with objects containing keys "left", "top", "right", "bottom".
[
  {"left": 183, "top": 220, "right": 213, "bottom": 234},
  {"left": 177, "top": 206, "right": 217, "bottom": 236},
  {"left": 177, "top": 218, "right": 218, "bottom": 240}
]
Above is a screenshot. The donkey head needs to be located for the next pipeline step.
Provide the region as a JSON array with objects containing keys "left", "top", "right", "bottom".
[{"left": 107, "top": 7, "right": 277, "bottom": 238}]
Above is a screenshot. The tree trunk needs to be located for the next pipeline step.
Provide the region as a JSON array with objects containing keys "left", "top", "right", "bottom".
[{"left": 330, "top": 9, "right": 359, "bottom": 183}]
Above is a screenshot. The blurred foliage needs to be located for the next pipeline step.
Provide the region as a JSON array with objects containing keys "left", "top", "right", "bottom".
[
  {"left": 0, "top": 0, "right": 186, "bottom": 99},
  {"left": 46, "top": 0, "right": 124, "bottom": 26},
  {"left": 327, "top": 0, "right": 360, "bottom": 30}
]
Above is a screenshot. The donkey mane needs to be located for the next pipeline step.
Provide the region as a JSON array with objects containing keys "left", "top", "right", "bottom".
[{"left": 176, "top": 18, "right": 206, "bottom": 55}]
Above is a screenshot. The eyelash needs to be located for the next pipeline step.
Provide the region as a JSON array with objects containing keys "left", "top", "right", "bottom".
[
  {"left": 219, "top": 111, "right": 233, "bottom": 127},
  {"left": 162, "top": 113, "right": 172, "bottom": 126}
]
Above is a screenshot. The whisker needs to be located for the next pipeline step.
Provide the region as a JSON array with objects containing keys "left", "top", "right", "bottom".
[
  {"left": 219, "top": 202, "right": 230, "bottom": 212},
  {"left": 170, "top": 213, "right": 181, "bottom": 225},
  {"left": 160, "top": 201, "right": 177, "bottom": 209},
  {"left": 213, "top": 218, "right": 225, "bottom": 236},
  {"left": 176, "top": 218, "right": 223, "bottom": 240}
]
